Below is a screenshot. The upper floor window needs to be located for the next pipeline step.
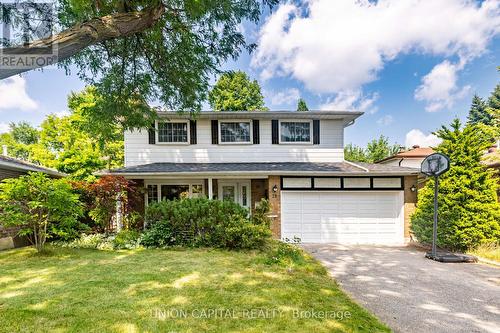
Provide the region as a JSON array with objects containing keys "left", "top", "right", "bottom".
[
  {"left": 280, "top": 121, "right": 311, "bottom": 143},
  {"left": 220, "top": 121, "right": 251, "bottom": 143},
  {"left": 158, "top": 121, "right": 188, "bottom": 143}
]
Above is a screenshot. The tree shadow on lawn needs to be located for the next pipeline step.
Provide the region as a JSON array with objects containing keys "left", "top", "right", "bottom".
[{"left": 0, "top": 246, "right": 390, "bottom": 333}]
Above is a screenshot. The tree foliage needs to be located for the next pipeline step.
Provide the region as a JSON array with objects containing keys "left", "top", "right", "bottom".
[
  {"left": 489, "top": 83, "right": 500, "bottom": 111},
  {"left": 487, "top": 82, "right": 500, "bottom": 133},
  {"left": 344, "top": 143, "right": 368, "bottom": 162},
  {"left": 0, "top": 172, "right": 84, "bottom": 252},
  {"left": 0, "top": 123, "right": 38, "bottom": 161},
  {"left": 208, "top": 71, "right": 267, "bottom": 111},
  {"left": 467, "top": 94, "right": 491, "bottom": 126},
  {"left": 297, "top": 98, "right": 309, "bottom": 111},
  {"left": 86, "top": 176, "right": 143, "bottom": 232},
  {"left": 344, "top": 136, "right": 401, "bottom": 163},
  {"left": 411, "top": 119, "right": 500, "bottom": 251},
  {"left": 67, "top": 86, "right": 152, "bottom": 144},
  {"left": 0, "top": 88, "right": 124, "bottom": 180},
  {"left": 1, "top": 1, "right": 276, "bottom": 125}
]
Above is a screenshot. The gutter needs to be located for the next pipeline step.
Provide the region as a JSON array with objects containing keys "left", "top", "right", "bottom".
[
  {"left": 98, "top": 170, "right": 420, "bottom": 177},
  {"left": 0, "top": 159, "right": 65, "bottom": 177}
]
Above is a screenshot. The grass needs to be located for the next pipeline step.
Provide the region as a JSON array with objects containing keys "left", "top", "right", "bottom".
[
  {"left": 468, "top": 243, "right": 500, "bottom": 262},
  {"left": 0, "top": 245, "right": 390, "bottom": 333}
]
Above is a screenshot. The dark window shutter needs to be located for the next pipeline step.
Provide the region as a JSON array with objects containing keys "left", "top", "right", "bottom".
[
  {"left": 313, "top": 119, "right": 320, "bottom": 145},
  {"left": 211, "top": 120, "right": 218, "bottom": 144},
  {"left": 252, "top": 120, "right": 260, "bottom": 144},
  {"left": 190, "top": 120, "right": 197, "bottom": 144},
  {"left": 148, "top": 122, "right": 155, "bottom": 144},
  {"left": 271, "top": 119, "right": 279, "bottom": 144}
]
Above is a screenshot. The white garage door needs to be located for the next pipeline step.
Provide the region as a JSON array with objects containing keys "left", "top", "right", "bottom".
[{"left": 281, "top": 191, "right": 404, "bottom": 245}]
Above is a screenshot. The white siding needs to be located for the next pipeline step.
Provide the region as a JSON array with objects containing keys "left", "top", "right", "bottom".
[{"left": 124, "top": 119, "right": 344, "bottom": 166}]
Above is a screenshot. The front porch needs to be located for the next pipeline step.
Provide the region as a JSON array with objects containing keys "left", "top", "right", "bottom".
[{"left": 131, "top": 175, "right": 282, "bottom": 237}]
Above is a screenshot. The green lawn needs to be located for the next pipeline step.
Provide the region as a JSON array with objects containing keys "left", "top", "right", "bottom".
[{"left": 0, "top": 246, "right": 390, "bottom": 333}]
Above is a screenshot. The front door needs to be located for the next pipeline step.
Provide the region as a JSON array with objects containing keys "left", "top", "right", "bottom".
[{"left": 218, "top": 181, "right": 251, "bottom": 209}]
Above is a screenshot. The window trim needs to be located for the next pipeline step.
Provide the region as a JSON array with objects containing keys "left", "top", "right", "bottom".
[
  {"left": 218, "top": 119, "right": 253, "bottom": 145},
  {"left": 280, "top": 176, "right": 404, "bottom": 191},
  {"left": 155, "top": 120, "right": 190, "bottom": 145},
  {"left": 278, "top": 119, "right": 313, "bottom": 145}
]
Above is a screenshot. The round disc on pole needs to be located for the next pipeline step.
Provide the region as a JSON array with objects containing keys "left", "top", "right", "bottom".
[{"left": 421, "top": 153, "right": 450, "bottom": 177}]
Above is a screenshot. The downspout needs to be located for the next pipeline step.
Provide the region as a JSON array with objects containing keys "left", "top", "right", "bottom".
[{"left": 345, "top": 120, "right": 356, "bottom": 128}]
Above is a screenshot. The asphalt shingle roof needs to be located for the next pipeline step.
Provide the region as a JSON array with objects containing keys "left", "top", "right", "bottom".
[
  {"left": 0, "top": 155, "right": 65, "bottom": 177},
  {"left": 105, "top": 162, "right": 418, "bottom": 175}
]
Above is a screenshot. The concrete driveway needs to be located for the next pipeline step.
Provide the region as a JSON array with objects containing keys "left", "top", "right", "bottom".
[{"left": 303, "top": 244, "right": 500, "bottom": 333}]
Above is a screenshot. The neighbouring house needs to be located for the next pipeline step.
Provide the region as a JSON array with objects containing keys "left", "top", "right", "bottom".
[
  {"left": 0, "top": 147, "right": 66, "bottom": 250},
  {"left": 104, "top": 111, "right": 420, "bottom": 245},
  {"left": 483, "top": 142, "right": 500, "bottom": 170},
  {"left": 376, "top": 145, "right": 434, "bottom": 168}
]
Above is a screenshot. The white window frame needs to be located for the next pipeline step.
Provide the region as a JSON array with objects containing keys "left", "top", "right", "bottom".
[
  {"left": 218, "top": 119, "right": 253, "bottom": 145},
  {"left": 278, "top": 119, "right": 313, "bottom": 145},
  {"left": 156, "top": 120, "right": 190, "bottom": 145},
  {"left": 145, "top": 180, "right": 204, "bottom": 205}
]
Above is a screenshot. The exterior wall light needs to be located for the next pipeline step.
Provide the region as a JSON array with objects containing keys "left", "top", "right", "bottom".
[
  {"left": 410, "top": 185, "right": 416, "bottom": 192},
  {"left": 272, "top": 185, "right": 278, "bottom": 193}
]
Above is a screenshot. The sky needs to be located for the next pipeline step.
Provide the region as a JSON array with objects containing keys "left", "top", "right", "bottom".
[{"left": 0, "top": 0, "right": 499, "bottom": 148}]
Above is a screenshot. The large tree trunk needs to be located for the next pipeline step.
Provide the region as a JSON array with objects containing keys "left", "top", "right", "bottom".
[{"left": 0, "top": 5, "right": 165, "bottom": 79}]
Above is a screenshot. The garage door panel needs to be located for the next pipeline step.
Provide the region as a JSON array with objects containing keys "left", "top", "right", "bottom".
[{"left": 281, "top": 191, "right": 404, "bottom": 245}]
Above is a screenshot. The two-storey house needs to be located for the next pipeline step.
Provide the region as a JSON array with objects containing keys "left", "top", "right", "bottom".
[{"left": 105, "top": 110, "right": 419, "bottom": 245}]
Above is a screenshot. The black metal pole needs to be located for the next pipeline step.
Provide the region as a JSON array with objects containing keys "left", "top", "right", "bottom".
[{"left": 432, "top": 176, "right": 438, "bottom": 257}]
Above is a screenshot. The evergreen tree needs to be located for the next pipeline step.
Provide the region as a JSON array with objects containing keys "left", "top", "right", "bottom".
[
  {"left": 208, "top": 71, "right": 267, "bottom": 111},
  {"left": 297, "top": 98, "right": 309, "bottom": 111},
  {"left": 488, "top": 83, "right": 500, "bottom": 111},
  {"left": 467, "top": 94, "right": 491, "bottom": 126},
  {"left": 487, "top": 83, "right": 500, "bottom": 133},
  {"left": 411, "top": 119, "right": 500, "bottom": 251}
]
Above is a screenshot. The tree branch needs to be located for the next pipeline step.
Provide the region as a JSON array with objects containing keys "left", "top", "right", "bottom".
[{"left": 0, "top": 4, "right": 165, "bottom": 79}]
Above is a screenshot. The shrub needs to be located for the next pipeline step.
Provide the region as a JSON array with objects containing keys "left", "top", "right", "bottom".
[
  {"left": 143, "top": 198, "right": 272, "bottom": 249},
  {"left": 140, "top": 221, "right": 174, "bottom": 248},
  {"left": 55, "top": 233, "right": 108, "bottom": 249},
  {"left": 86, "top": 176, "right": 143, "bottom": 231},
  {"left": 112, "top": 230, "right": 142, "bottom": 249},
  {"left": 265, "top": 238, "right": 305, "bottom": 266},
  {"left": 251, "top": 199, "right": 272, "bottom": 226},
  {"left": 0, "top": 172, "right": 84, "bottom": 252},
  {"left": 54, "top": 231, "right": 142, "bottom": 250},
  {"left": 411, "top": 120, "right": 500, "bottom": 251}
]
